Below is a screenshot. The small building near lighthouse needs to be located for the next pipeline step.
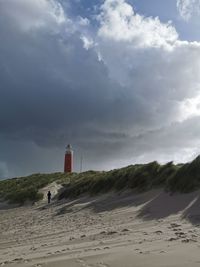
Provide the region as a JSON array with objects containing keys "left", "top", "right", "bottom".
[{"left": 64, "top": 144, "right": 73, "bottom": 173}]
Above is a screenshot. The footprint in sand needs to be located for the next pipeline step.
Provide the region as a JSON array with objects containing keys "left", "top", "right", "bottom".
[
  {"left": 107, "top": 231, "right": 117, "bottom": 235},
  {"left": 12, "top": 258, "right": 24, "bottom": 263},
  {"left": 121, "top": 228, "right": 130, "bottom": 233},
  {"left": 170, "top": 223, "right": 181, "bottom": 228},
  {"left": 54, "top": 250, "right": 61, "bottom": 254},
  {"left": 167, "top": 237, "right": 178, "bottom": 241},
  {"left": 160, "top": 251, "right": 166, "bottom": 254},
  {"left": 154, "top": 230, "right": 163, "bottom": 235}
]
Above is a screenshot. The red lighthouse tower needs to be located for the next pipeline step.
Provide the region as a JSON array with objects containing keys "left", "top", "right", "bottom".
[{"left": 64, "top": 144, "right": 73, "bottom": 173}]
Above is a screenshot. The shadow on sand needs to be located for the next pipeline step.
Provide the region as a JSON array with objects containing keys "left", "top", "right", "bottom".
[
  {"left": 182, "top": 194, "right": 200, "bottom": 225},
  {"left": 0, "top": 201, "right": 19, "bottom": 210},
  {"left": 137, "top": 190, "right": 200, "bottom": 224},
  {"left": 42, "top": 188, "right": 200, "bottom": 226},
  {"left": 55, "top": 190, "right": 160, "bottom": 215}
]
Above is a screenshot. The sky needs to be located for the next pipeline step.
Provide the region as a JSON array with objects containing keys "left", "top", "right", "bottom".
[{"left": 1, "top": 0, "right": 200, "bottom": 178}]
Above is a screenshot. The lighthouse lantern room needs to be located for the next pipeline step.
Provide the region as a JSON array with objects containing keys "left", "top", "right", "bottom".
[{"left": 64, "top": 144, "right": 73, "bottom": 173}]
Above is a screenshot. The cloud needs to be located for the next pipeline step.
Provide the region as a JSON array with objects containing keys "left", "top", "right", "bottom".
[
  {"left": 0, "top": 0, "right": 200, "bottom": 177},
  {"left": 177, "top": 0, "right": 200, "bottom": 20},
  {"left": 96, "top": 0, "right": 200, "bottom": 127},
  {"left": 126, "top": 116, "right": 200, "bottom": 164},
  {"left": 98, "top": 0, "right": 178, "bottom": 48},
  {"left": 0, "top": 0, "right": 67, "bottom": 32}
]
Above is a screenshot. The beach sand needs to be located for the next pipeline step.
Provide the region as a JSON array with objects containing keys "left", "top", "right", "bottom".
[{"left": 1, "top": 189, "right": 200, "bottom": 267}]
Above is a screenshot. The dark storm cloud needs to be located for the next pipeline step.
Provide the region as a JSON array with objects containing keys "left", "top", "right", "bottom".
[
  {"left": 0, "top": 14, "right": 121, "bottom": 145},
  {"left": 0, "top": 1, "right": 148, "bottom": 151}
]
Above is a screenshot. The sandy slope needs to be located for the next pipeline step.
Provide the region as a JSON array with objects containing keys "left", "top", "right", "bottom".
[{"left": 1, "top": 189, "right": 200, "bottom": 267}]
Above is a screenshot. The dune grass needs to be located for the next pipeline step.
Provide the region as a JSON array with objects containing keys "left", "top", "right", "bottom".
[
  {"left": 59, "top": 161, "right": 180, "bottom": 199},
  {"left": 0, "top": 172, "right": 71, "bottom": 204},
  {"left": 167, "top": 156, "right": 200, "bottom": 193},
  {"left": 1, "top": 156, "right": 200, "bottom": 204}
]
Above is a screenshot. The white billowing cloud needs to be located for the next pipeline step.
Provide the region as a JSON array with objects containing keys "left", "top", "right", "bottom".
[
  {"left": 177, "top": 0, "right": 200, "bottom": 20},
  {"left": 98, "top": 0, "right": 178, "bottom": 49},
  {"left": 96, "top": 0, "right": 200, "bottom": 128},
  {"left": 0, "top": 0, "right": 67, "bottom": 32}
]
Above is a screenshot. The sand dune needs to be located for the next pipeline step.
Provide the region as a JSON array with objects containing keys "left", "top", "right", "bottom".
[{"left": 1, "top": 189, "right": 200, "bottom": 267}]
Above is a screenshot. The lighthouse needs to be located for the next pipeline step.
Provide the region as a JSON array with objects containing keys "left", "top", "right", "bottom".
[{"left": 64, "top": 144, "right": 73, "bottom": 173}]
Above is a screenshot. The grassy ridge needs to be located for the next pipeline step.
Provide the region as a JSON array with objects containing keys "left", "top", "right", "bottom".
[
  {"left": 0, "top": 172, "right": 71, "bottom": 204},
  {"left": 1, "top": 156, "right": 200, "bottom": 204},
  {"left": 59, "top": 161, "right": 179, "bottom": 199},
  {"left": 167, "top": 156, "right": 200, "bottom": 192}
]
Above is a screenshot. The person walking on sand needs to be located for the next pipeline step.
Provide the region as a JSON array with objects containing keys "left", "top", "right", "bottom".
[{"left": 47, "top": 190, "right": 51, "bottom": 204}]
